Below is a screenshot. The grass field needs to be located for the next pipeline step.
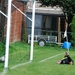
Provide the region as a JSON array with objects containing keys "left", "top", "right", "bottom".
[{"left": 0, "top": 42, "right": 75, "bottom": 75}]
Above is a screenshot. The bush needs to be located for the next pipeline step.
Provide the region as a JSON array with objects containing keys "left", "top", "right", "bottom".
[
  {"left": 0, "top": 42, "right": 5, "bottom": 57},
  {"left": 71, "top": 14, "right": 75, "bottom": 47}
]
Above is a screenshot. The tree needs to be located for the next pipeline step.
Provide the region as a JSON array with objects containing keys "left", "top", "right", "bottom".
[
  {"left": 0, "top": 42, "right": 5, "bottom": 57},
  {"left": 71, "top": 15, "right": 75, "bottom": 46},
  {"left": 39, "top": 0, "right": 75, "bottom": 24}
]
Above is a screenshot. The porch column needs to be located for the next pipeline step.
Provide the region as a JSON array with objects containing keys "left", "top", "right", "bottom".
[{"left": 58, "top": 17, "right": 61, "bottom": 44}]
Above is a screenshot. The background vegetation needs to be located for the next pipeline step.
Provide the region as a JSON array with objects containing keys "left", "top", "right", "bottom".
[
  {"left": 71, "top": 15, "right": 75, "bottom": 47},
  {"left": 0, "top": 42, "right": 75, "bottom": 75},
  {"left": 0, "top": 42, "right": 5, "bottom": 57},
  {"left": 39, "top": 0, "right": 75, "bottom": 26}
]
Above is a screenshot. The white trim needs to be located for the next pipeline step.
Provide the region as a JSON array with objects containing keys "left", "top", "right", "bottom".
[{"left": 28, "top": 6, "right": 62, "bottom": 11}]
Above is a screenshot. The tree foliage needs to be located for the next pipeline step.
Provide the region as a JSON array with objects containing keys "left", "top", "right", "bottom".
[
  {"left": 39, "top": 0, "right": 75, "bottom": 45},
  {"left": 39, "top": 0, "right": 75, "bottom": 23},
  {"left": 0, "top": 42, "right": 5, "bottom": 57},
  {"left": 71, "top": 15, "right": 75, "bottom": 46}
]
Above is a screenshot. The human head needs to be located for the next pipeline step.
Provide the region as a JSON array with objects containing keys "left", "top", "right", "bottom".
[{"left": 65, "top": 52, "right": 69, "bottom": 56}]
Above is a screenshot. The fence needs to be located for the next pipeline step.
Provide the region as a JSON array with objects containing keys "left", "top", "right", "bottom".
[
  {"left": 28, "top": 34, "right": 57, "bottom": 43},
  {"left": 28, "top": 31, "right": 72, "bottom": 46}
]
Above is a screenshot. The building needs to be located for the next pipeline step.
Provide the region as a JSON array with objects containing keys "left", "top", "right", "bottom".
[
  {"left": 26, "top": 0, "right": 66, "bottom": 43},
  {"left": 0, "top": 0, "right": 27, "bottom": 43},
  {"left": 0, "top": 0, "right": 66, "bottom": 43}
]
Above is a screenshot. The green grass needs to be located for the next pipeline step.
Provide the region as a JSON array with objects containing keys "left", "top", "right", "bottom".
[
  {"left": 9, "top": 42, "right": 30, "bottom": 67},
  {"left": 0, "top": 63, "right": 4, "bottom": 73},
  {"left": 0, "top": 42, "right": 75, "bottom": 75}
]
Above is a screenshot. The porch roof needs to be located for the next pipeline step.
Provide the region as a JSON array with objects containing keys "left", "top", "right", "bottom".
[{"left": 26, "top": 1, "right": 63, "bottom": 15}]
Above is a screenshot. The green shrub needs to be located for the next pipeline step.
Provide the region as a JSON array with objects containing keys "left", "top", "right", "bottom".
[
  {"left": 22, "top": 34, "right": 26, "bottom": 43},
  {"left": 71, "top": 15, "right": 75, "bottom": 47},
  {"left": 0, "top": 42, "right": 5, "bottom": 57}
]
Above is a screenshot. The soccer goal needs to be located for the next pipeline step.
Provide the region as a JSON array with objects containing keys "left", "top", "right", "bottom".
[{"left": 0, "top": 0, "right": 34, "bottom": 69}]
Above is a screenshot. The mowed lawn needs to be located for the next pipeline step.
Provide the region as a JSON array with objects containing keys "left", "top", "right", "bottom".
[{"left": 1, "top": 43, "right": 75, "bottom": 75}]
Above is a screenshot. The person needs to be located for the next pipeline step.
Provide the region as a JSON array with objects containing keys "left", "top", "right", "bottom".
[{"left": 57, "top": 52, "right": 74, "bottom": 65}]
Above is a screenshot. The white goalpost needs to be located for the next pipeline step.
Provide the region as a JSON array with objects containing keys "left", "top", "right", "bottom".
[
  {"left": 11, "top": 0, "right": 36, "bottom": 61},
  {"left": 4, "top": 0, "right": 35, "bottom": 68},
  {"left": 30, "top": 0, "right": 36, "bottom": 61},
  {"left": 4, "top": 0, "right": 12, "bottom": 68}
]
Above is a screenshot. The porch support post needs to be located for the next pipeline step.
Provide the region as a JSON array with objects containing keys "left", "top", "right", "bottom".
[{"left": 58, "top": 17, "right": 61, "bottom": 44}]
